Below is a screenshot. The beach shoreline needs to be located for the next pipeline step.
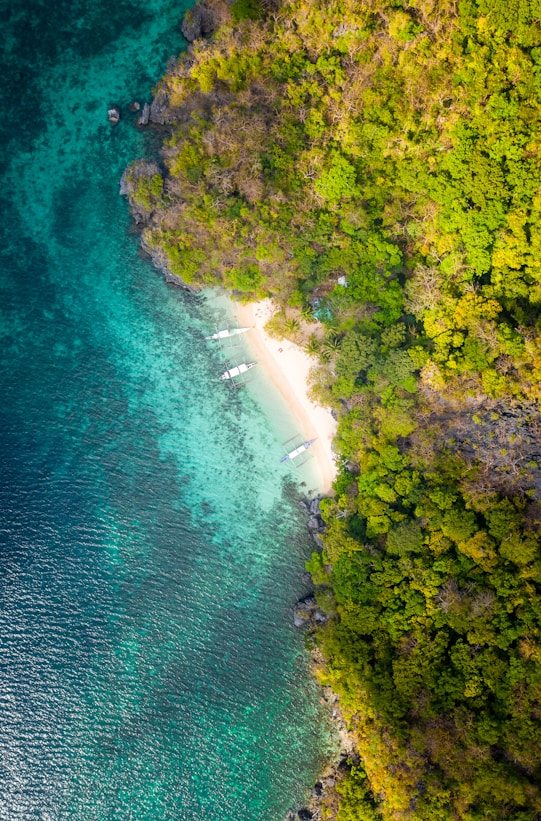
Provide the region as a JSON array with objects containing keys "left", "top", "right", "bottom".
[{"left": 236, "top": 299, "right": 337, "bottom": 495}]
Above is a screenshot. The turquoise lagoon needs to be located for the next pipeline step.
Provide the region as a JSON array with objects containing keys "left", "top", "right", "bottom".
[{"left": 0, "top": 1, "right": 333, "bottom": 818}]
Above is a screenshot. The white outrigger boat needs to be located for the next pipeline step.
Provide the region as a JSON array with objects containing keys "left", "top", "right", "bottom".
[
  {"left": 280, "top": 439, "right": 317, "bottom": 463},
  {"left": 219, "top": 362, "right": 257, "bottom": 381},
  {"left": 205, "top": 327, "right": 251, "bottom": 340}
]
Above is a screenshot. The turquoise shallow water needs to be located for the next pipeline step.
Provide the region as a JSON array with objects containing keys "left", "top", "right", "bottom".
[{"left": 0, "top": 2, "right": 333, "bottom": 818}]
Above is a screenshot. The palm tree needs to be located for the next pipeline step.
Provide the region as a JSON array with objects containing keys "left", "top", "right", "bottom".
[
  {"left": 304, "top": 336, "right": 321, "bottom": 357},
  {"left": 321, "top": 334, "right": 342, "bottom": 361},
  {"left": 284, "top": 317, "right": 301, "bottom": 337},
  {"left": 300, "top": 304, "right": 314, "bottom": 323}
]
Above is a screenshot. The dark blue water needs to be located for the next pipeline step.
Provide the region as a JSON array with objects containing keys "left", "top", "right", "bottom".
[{"left": 0, "top": 2, "right": 333, "bottom": 817}]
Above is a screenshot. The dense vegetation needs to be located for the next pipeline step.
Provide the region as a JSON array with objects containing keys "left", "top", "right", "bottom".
[{"left": 127, "top": 0, "right": 541, "bottom": 816}]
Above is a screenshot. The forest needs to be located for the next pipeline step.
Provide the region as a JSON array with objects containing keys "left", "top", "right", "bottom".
[{"left": 125, "top": 0, "right": 541, "bottom": 817}]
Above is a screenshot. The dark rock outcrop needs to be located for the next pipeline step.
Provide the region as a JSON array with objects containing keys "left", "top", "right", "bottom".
[
  {"left": 149, "top": 85, "right": 174, "bottom": 125},
  {"left": 293, "top": 595, "right": 329, "bottom": 629},
  {"left": 308, "top": 515, "right": 322, "bottom": 532},
  {"left": 423, "top": 393, "right": 541, "bottom": 501},
  {"left": 140, "top": 234, "right": 200, "bottom": 293},
  {"left": 119, "top": 171, "right": 130, "bottom": 197},
  {"left": 119, "top": 160, "right": 161, "bottom": 213},
  {"left": 304, "top": 496, "right": 327, "bottom": 545},
  {"left": 181, "top": 3, "right": 217, "bottom": 41},
  {"left": 137, "top": 103, "right": 150, "bottom": 126},
  {"left": 120, "top": 160, "right": 201, "bottom": 293}
]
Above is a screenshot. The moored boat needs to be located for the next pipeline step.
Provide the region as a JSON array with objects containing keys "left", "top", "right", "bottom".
[
  {"left": 219, "top": 362, "right": 257, "bottom": 380},
  {"left": 280, "top": 439, "right": 317, "bottom": 463},
  {"left": 206, "top": 327, "right": 251, "bottom": 340}
]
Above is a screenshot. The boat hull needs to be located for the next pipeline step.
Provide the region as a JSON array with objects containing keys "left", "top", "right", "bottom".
[
  {"left": 206, "top": 327, "right": 251, "bottom": 340},
  {"left": 280, "top": 439, "right": 317, "bottom": 463},
  {"left": 219, "top": 362, "right": 256, "bottom": 380}
]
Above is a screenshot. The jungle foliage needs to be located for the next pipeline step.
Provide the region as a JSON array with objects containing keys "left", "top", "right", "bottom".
[{"left": 129, "top": 0, "right": 541, "bottom": 816}]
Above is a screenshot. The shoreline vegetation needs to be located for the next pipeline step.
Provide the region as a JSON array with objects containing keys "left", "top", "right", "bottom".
[{"left": 123, "top": 0, "right": 541, "bottom": 817}]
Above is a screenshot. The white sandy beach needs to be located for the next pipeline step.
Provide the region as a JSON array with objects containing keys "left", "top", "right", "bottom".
[{"left": 237, "top": 300, "right": 337, "bottom": 494}]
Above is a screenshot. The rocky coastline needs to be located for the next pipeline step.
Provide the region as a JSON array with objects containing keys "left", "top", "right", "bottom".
[
  {"left": 119, "top": 161, "right": 201, "bottom": 293},
  {"left": 287, "top": 497, "right": 356, "bottom": 821}
]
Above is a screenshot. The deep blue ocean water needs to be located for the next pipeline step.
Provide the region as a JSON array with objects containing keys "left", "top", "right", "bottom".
[{"left": 0, "top": 2, "right": 333, "bottom": 818}]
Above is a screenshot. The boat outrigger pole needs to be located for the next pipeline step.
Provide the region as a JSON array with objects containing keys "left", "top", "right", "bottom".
[{"left": 280, "top": 439, "right": 317, "bottom": 463}]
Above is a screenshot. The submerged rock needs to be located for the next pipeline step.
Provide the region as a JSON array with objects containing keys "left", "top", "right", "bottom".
[{"left": 107, "top": 105, "right": 120, "bottom": 124}]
